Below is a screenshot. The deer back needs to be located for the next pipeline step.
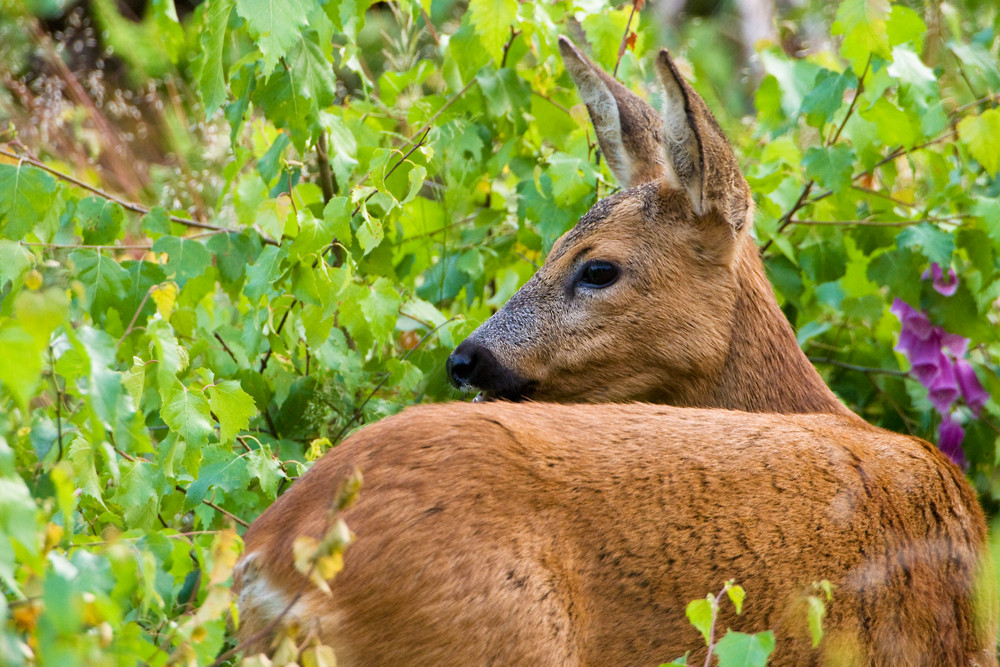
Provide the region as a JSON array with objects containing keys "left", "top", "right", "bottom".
[{"left": 237, "top": 402, "right": 996, "bottom": 666}]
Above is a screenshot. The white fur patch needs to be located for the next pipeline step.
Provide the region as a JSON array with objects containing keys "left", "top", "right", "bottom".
[{"left": 237, "top": 552, "right": 297, "bottom": 626}]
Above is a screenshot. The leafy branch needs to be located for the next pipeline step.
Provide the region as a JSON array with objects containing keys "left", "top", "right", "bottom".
[{"left": 0, "top": 146, "right": 279, "bottom": 246}]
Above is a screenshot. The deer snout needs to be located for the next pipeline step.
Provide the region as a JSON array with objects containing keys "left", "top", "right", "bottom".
[
  {"left": 447, "top": 340, "right": 495, "bottom": 389},
  {"left": 447, "top": 339, "right": 535, "bottom": 401}
]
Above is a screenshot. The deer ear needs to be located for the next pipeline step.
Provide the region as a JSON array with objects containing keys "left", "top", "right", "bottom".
[
  {"left": 654, "top": 49, "right": 751, "bottom": 229},
  {"left": 653, "top": 50, "right": 705, "bottom": 214},
  {"left": 559, "top": 36, "right": 672, "bottom": 189}
]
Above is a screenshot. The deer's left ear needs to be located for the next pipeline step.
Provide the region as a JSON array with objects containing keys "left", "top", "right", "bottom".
[
  {"left": 559, "top": 36, "right": 671, "bottom": 189},
  {"left": 654, "top": 49, "right": 751, "bottom": 228}
]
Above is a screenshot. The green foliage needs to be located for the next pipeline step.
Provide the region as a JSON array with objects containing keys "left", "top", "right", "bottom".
[
  {"left": 0, "top": 0, "right": 999, "bottom": 664},
  {"left": 665, "top": 581, "right": 777, "bottom": 667}
]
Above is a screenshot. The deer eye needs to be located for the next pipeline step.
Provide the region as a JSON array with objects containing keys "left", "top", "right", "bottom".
[{"left": 577, "top": 260, "right": 619, "bottom": 289}]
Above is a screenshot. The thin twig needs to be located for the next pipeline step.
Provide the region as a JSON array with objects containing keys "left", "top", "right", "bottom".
[
  {"left": 703, "top": 586, "right": 729, "bottom": 667},
  {"left": 807, "top": 357, "right": 907, "bottom": 377},
  {"left": 214, "top": 332, "right": 239, "bottom": 364},
  {"left": 48, "top": 347, "right": 63, "bottom": 461},
  {"left": 0, "top": 147, "right": 279, "bottom": 246},
  {"left": 207, "top": 554, "right": 320, "bottom": 667},
  {"left": 20, "top": 241, "right": 153, "bottom": 250},
  {"left": 788, "top": 216, "right": 965, "bottom": 227},
  {"left": 175, "top": 485, "right": 249, "bottom": 528},
  {"left": 954, "top": 93, "right": 1000, "bottom": 114},
  {"left": 417, "top": 4, "right": 440, "bottom": 45},
  {"left": 316, "top": 131, "right": 335, "bottom": 203},
  {"left": 531, "top": 90, "right": 572, "bottom": 115},
  {"left": 827, "top": 57, "right": 870, "bottom": 146},
  {"left": 119, "top": 285, "right": 156, "bottom": 345},
  {"left": 864, "top": 373, "right": 917, "bottom": 434},
  {"left": 760, "top": 58, "right": 869, "bottom": 253},
  {"left": 851, "top": 185, "right": 916, "bottom": 208},
  {"left": 614, "top": 0, "right": 641, "bottom": 78},
  {"left": 500, "top": 27, "right": 521, "bottom": 69}
]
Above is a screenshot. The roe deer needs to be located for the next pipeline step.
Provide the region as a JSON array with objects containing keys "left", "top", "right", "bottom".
[{"left": 234, "top": 38, "right": 998, "bottom": 666}]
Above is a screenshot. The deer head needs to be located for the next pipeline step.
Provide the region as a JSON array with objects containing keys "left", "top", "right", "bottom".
[{"left": 448, "top": 38, "right": 841, "bottom": 414}]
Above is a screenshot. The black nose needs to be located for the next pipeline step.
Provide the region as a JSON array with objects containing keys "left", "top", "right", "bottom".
[{"left": 447, "top": 340, "right": 485, "bottom": 388}]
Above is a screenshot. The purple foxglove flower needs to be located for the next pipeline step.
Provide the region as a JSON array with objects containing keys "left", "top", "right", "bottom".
[
  {"left": 890, "top": 299, "right": 933, "bottom": 340},
  {"left": 908, "top": 330, "right": 944, "bottom": 386},
  {"left": 927, "top": 354, "right": 960, "bottom": 413},
  {"left": 942, "top": 333, "right": 969, "bottom": 357},
  {"left": 922, "top": 263, "right": 959, "bottom": 296},
  {"left": 955, "top": 359, "right": 989, "bottom": 416},
  {"left": 938, "top": 413, "right": 967, "bottom": 469}
]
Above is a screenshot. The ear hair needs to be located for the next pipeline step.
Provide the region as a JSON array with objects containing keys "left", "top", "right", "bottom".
[
  {"left": 559, "top": 37, "right": 634, "bottom": 187},
  {"left": 654, "top": 50, "right": 704, "bottom": 215}
]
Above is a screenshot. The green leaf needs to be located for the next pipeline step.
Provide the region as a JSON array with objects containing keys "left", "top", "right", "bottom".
[
  {"left": 833, "top": 0, "right": 890, "bottom": 74},
  {"left": 67, "top": 436, "right": 108, "bottom": 508},
  {"left": 207, "top": 380, "right": 256, "bottom": 445},
  {"left": 866, "top": 247, "right": 921, "bottom": 305},
  {"left": 246, "top": 445, "right": 284, "bottom": 499},
  {"left": 897, "top": 223, "right": 954, "bottom": 267},
  {"left": 886, "top": 4, "right": 926, "bottom": 51},
  {"left": 685, "top": 597, "right": 714, "bottom": 645},
  {"left": 800, "top": 69, "right": 850, "bottom": 128},
  {"left": 207, "top": 231, "right": 259, "bottom": 290},
  {"left": 111, "top": 461, "right": 162, "bottom": 530},
  {"left": 0, "top": 163, "right": 57, "bottom": 240},
  {"left": 726, "top": 584, "right": 746, "bottom": 615},
  {"left": 69, "top": 249, "right": 130, "bottom": 320},
  {"left": 245, "top": 244, "right": 287, "bottom": 302},
  {"left": 468, "top": 0, "right": 518, "bottom": 64},
  {"left": 161, "top": 380, "right": 214, "bottom": 448},
  {"left": 860, "top": 98, "right": 918, "bottom": 148},
  {"left": 196, "top": 0, "right": 234, "bottom": 116},
  {"left": 0, "top": 239, "right": 32, "bottom": 287},
  {"left": 76, "top": 197, "right": 124, "bottom": 245},
  {"left": 152, "top": 236, "right": 212, "bottom": 285},
  {"left": 807, "top": 595, "right": 826, "bottom": 647},
  {"left": 185, "top": 448, "right": 250, "bottom": 509},
  {"left": 0, "top": 326, "right": 41, "bottom": 409},
  {"left": 581, "top": 7, "right": 634, "bottom": 69},
  {"left": 360, "top": 277, "right": 402, "bottom": 343},
  {"left": 235, "top": 0, "right": 312, "bottom": 73},
  {"left": 323, "top": 196, "right": 353, "bottom": 249},
  {"left": 713, "top": 630, "right": 776, "bottom": 667},
  {"left": 803, "top": 145, "right": 855, "bottom": 193},
  {"left": 253, "top": 28, "right": 337, "bottom": 149},
  {"left": 957, "top": 108, "right": 1000, "bottom": 176}
]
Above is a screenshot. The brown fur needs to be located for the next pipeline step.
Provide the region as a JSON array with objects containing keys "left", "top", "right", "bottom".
[
  {"left": 235, "top": 40, "right": 999, "bottom": 665},
  {"left": 238, "top": 403, "right": 995, "bottom": 665}
]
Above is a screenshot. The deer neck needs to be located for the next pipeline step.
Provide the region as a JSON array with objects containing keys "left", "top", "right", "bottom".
[{"left": 703, "top": 240, "right": 853, "bottom": 416}]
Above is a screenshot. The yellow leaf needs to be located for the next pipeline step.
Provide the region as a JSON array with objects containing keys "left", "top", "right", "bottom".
[
  {"left": 302, "top": 645, "right": 338, "bottom": 667},
  {"left": 24, "top": 269, "right": 42, "bottom": 290},
  {"left": 151, "top": 282, "right": 178, "bottom": 321}
]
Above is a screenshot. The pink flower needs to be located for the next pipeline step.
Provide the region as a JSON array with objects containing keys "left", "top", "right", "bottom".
[
  {"left": 927, "top": 355, "right": 959, "bottom": 414},
  {"left": 907, "top": 330, "right": 944, "bottom": 386},
  {"left": 955, "top": 359, "right": 989, "bottom": 416},
  {"left": 938, "top": 412, "right": 967, "bottom": 469},
  {"left": 922, "top": 263, "right": 959, "bottom": 296},
  {"left": 890, "top": 299, "right": 933, "bottom": 340},
  {"left": 942, "top": 333, "right": 969, "bottom": 357}
]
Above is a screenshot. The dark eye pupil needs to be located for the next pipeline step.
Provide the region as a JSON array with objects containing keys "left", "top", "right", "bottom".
[{"left": 580, "top": 261, "right": 618, "bottom": 287}]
